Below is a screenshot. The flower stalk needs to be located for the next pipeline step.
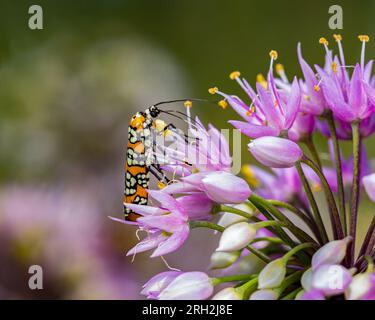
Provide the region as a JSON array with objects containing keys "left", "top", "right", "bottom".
[
  {"left": 325, "top": 111, "right": 347, "bottom": 235},
  {"left": 295, "top": 162, "right": 329, "bottom": 244},
  {"left": 301, "top": 156, "right": 344, "bottom": 240},
  {"left": 189, "top": 220, "right": 271, "bottom": 263},
  {"left": 349, "top": 121, "right": 362, "bottom": 265}
]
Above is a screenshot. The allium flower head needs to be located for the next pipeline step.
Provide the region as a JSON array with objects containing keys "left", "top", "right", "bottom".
[
  {"left": 314, "top": 35, "right": 375, "bottom": 122},
  {"left": 209, "top": 51, "right": 301, "bottom": 139},
  {"left": 122, "top": 35, "right": 375, "bottom": 301}
]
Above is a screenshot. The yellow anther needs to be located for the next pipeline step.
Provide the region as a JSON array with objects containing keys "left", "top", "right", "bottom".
[
  {"left": 256, "top": 73, "right": 267, "bottom": 89},
  {"left": 333, "top": 34, "right": 342, "bottom": 42},
  {"left": 314, "top": 85, "right": 321, "bottom": 92},
  {"left": 229, "top": 71, "right": 241, "bottom": 80},
  {"left": 319, "top": 37, "right": 329, "bottom": 46},
  {"left": 241, "top": 165, "right": 259, "bottom": 187},
  {"left": 184, "top": 100, "right": 193, "bottom": 108},
  {"left": 246, "top": 105, "right": 255, "bottom": 116},
  {"left": 269, "top": 50, "right": 278, "bottom": 60},
  {"left": 275, "top": 63, "right": 284, "bottom": 74},
  {"left": 208, "top": 87, "right": 218, "bottom": 95},
  {"left": 358, "top": 35, "right": 370, "bottom": 42},
  {"left": 304, "top": 95, "right": 311, "bottom": 101},
  {"left": 274, "top": 100, "right": 279, "bottom": 107},
  {"left": 312, "top": 183, "right": 322, "bottom": 193},
  {"left": 218, "top": 100, "right": 228, "bottom": 109},
  {"left": 158, "top": 181, "right": 166, "bottom": 189},
  {"left": 257, "top": 74, "right": 265, "bottom": 83},
  {"left": 332, "top": 62, "right": 338, "bottom": 73}
]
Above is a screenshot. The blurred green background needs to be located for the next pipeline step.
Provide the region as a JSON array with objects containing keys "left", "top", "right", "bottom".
[{"left": 0, "top": 0, "right": 374, "bottom": 299}]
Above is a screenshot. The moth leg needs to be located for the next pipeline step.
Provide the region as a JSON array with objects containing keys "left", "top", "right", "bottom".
[{"left": 150, "top": 164, "right": 170, "bottom": 184}]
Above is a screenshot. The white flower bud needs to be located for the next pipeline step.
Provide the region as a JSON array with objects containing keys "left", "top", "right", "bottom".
[
  {"left": 345, "top": 272, "right": 375, "bottom": 300},
  {"left": 211, "top": 287, "right": 242, "bottom": 300},
  {"left": 217, "top": 212, "right": 248, "bottom": 229},
  {"left": 158, "top": 272, "right": 214, "bottom": 300},
  {"left": 311, "top": 264, "right": 352, "bottom": 296},
  {"left": 209, "top": 251, "right": 241, "bottom": 269},
  {"left": 311, "top": 237, "right": 351, "bottom": 270},
  {"left": 216, "top": 222, "right": 257, "bottom": 252},
  {"left": 258, "top": 258, "right": 286, "bottom": 289},
  {"left": 249, "top": 289, "right": 279, "bottom": 300},
  {"left": 301, "top": 268, "right": 313, "bottom": 291}
]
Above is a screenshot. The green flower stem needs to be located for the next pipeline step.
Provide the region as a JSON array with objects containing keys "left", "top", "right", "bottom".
[
  {"left": 189, "top": 220, "right": 271, "bottom": 263},
  {"left": 189, "top": 220, "right": 224, "bottom": 233},
  {"left": 249, "top": 196, "right": 311, "bottom": 265},
  {"left": 250, "top": 237, "right": 283, "bottom": 245},
  {"left": 277, "top": 270, "right": 304, "bottom": 296},
  {"left": 236, "top": 277, "right": 259, "bottom": 299},
  {"left": 365, "top": 256, "right": 374, "bottom": 272},
  {"left": 326, "top": 111, "right": 347, "bottom": 235},
  {"left": 244, "top": 245, "right": 271, "bottom": 263},
  {"left": 349, "top": 121, "right": 362, "bottom": 266},
  {"left": 267, "top": 199, "right": 320, "bottom": 240},
  {"left": 293, "top": 197, "right": 315, "bottom": 222},
  {"left": 295, "top": 162, "right": 329, "bottom": 243},
  {"left": 212, "top": 274, "right": 256, "bottom": 286},
  {"left": 281, "top": 287, "right": 303, "bottom": 300},
  {"left": 282, "top": 242, "right": 316, "bottom": 263},
  {"left": 303, "top": 136, "right": 322, "bottom": 169},
  {"left": 357, "top": 215, "right": 375, "bottom": 262},
  {"left": 219, "top": 205, "right": 260, "bottom": 222},
  {"left": 253, "top": 220, "right": 287, "bottom": 229},
  {"left": 250, "top": 194, "right": 317, "bottom": 245},
  {"left": 302, "top": 156, "right": 344, "bottom": 240},
  {"left": 249, "top": 201, "right": 297, "bottom": 249}
]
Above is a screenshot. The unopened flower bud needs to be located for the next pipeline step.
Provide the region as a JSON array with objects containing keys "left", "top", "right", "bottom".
[
  {"left": 201, "top": 172, "right": 252, "bottom": 204},
  {"left": 345, "top": 272, "right": 375, "bottom": 300},
  {"left": 258, "top": 258, "right": 286, "bottom": 289},
  {"left": 216, "top": 222, "right": 257, "bottom": 252},
  {"left": 311, "top": 264, "right": 352, "bottom": 296},
  {"left": 301, "top": 268, "right": 313, "bottom": 291},
  {"left": 217, "top": 212, "right": 248, "bottom": 229},
  {"left": 249, "top": 289, "right": 279, "bottom": 300},
  {"left": 209, "top": 251, "right": 241, "bottom": 269},
  {"left": 141, "top": 271, "right": 182, "bottom": 299},
  {"left": 211, "top": 287, "right": 242, "bottom": 300},
  {"left": 248, "top": 137, "right": 303, "bottom": 168},
  {"left": 363, "top": 173, "right": 375, "bottom": 202},
  {"left": 311, "top": 237, "right": 351, "bottom": 270},
  {"left": 158, "top": 272, "right": 214, "bottom": 300},
  {"left": 298, "top": 288, "right": 325, "bottom": 300}
]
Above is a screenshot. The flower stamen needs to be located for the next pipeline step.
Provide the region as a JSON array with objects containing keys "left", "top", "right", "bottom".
[
  {"left": 359, "top": 34, "right": 370, "bottom": 72},
  {"left": 276, "top": 63, "right": 289, "bottom": 83},
  {"left": 257, "top": 73, "right": 267, "bottom": 89},
  {"left": 218, "top": 100, "right": 228, "bottom": 109},
  {"left": 184, "top": 100, "right": 193, "bottom": 129},
  {"left": 269, "top": 50, "right": 278, "bottom": 72},
  {"left": 229, "top": 71, "right": 241, "bottom": 80},
  {"left": 208, "top": 87, "right": 218, "bottom": 95}
]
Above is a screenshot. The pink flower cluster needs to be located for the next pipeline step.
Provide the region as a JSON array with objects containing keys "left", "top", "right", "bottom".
[{"left": 114, "top": 35, "right": 375, "bottom": 300}]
